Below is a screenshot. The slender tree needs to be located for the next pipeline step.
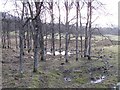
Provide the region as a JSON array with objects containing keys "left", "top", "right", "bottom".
[
  {"left": 64, "top": 0, "right": 73, "bottom": 63},
  {"left": 75, "top": 1, "right": 79, "bottom": 61},
  {"left": 84, "top": 0, "right": 90, "bottom": 57},
  {"left": 19, "top": 2, "right": 25, "bottom": 75},
  {"left": 64, "top": 0, "right": 69, "bottom": 63},
  {"left": 56, "top": 1, "right": 62, "bottom": 58},
  {"left": 48, "top": 1, "right": 55, "bottom": 56},
  {"left": 88, "top": 0, "right": 92, "bottom": 60}
]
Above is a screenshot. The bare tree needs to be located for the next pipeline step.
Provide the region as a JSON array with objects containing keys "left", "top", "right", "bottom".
[
  {"left": 27, "top": 1, "right": 44, "bottom": 72},
  {"left": 64, "top": 1, "right": 69, "bottom": 63},
  {"left": 84, "top": 0, "right": 90, "bottom": 58},
  {"left": 85, "top": 0, "right": 92, "bottom": 60},
  {"left": 19, "top": 2, "right": 25, "bottom": 75},
  {"left": 56, "top": 1, "right": 62, "bottom": 56},
  {"left": 64, "top": 0, "right": 73, "bottom": 63},
  {"left": 48, "top": 0, "right": 55, "bottom": 56},
  {"left": 88, "top": 0, "right": 92, "bottom": 60},
  {"left": 75, "top": 1, "right": 79, "bottom": 61}
]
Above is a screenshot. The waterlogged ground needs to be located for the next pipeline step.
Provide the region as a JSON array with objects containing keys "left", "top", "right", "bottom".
[{"left": 2, "top": 35, "right": 119, "bottom": 88}]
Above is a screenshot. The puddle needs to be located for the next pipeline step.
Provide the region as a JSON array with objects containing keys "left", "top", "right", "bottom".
[
  {"left": 91, "top": 76, "right": 105, "bottom": 84},
  {"left": 46, "top": 51, "right": 72, "bottom": 56}
]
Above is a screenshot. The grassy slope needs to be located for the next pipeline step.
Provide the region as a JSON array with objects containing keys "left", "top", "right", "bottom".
[{"left": 2, "top": 34, "right": 119, "bottom": 88}]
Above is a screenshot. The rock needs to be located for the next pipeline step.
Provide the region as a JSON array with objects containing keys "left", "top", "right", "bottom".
[
  {"left": 90, "top": 77, "right": 95, "bottom": 81},
  {"left": 15, "top": 56, "right": 19, "bottom": 58},
  {"left": 14, "top": 77, "right": 19, "bottom": 80},
  {"left": 100, "top": 56, "right": 102, "bottom": 58},
  {"left": 109, "top": 56, "right": 112, "bottom": 58},
  {"left": 12, "top": 49, "right": 16, "bottom": 52},
  {"left": 63, "top": 70, "right": 71, "bottom": 74},
  {"left": 61, "top": 62, "right": 64, "bottom": 65}
]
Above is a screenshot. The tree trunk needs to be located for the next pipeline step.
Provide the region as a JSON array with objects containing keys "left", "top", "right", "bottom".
[
  {"left": 19, "top": 2, "right": 25, "bottom": 75},
  {"left": 76, "top": 2, "right": 79, "bottom": 61},
  {"left": 80, "top": 36, "right": 83, "bottom": 57},
  {"left": 88, "top": 0, "right": 92, "bottom": 60},
  {"left": 33, "top": 25, "right": 39, "bottom": 72},
  {"left": 65, "top": 2, "right": 69, "bottom": 63},
  {"left": 50, "top": 1, "right": 55, "bottom": 56},
  {"left": 84, "top": 1, "right": 89, "bottom": 57},
  {"left": 58, "top": 5, "right": 61, "bottom": 55}
]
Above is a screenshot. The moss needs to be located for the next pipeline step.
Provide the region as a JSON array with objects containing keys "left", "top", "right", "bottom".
[
  {"left": 47, "top": 70, "right": 64, "bottom": 88},
  {"left": 93, "top": 84, "right": 108, "bottom": 88},
  {"left": 73, "top": 77, "right": 87, "bottom": 84},
  {"left": 30, "top": 74, "right": 39, "bottom": 88}
]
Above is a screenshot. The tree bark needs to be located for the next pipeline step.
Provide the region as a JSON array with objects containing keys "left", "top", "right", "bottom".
[
  {"left": 19, "top": 2, "right": 25, "bottom": 75},
  {"left": 65, "top": 1, "right": 69, "bottom": 63},
  {"left": 76, "top": 1, "right": 79, "bottom": 61}
]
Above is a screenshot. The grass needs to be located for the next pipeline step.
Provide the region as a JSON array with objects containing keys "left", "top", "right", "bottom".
[
  {"left": 73, "top": 77, "right": 88, "bottom": 84},
  {"left": 30, "top": 74, "right": 39, "bottom": 88},
  {"left": 2, "top": 34, "right": 119, "bottom": 88}
]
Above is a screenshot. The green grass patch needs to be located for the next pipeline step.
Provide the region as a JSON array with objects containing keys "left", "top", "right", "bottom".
[
  {"left": 73, "top": 77, "right": 87, "bottom": 84},
  {"left": 30, "top": 74, "right": 39, "bottom": 88}
]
